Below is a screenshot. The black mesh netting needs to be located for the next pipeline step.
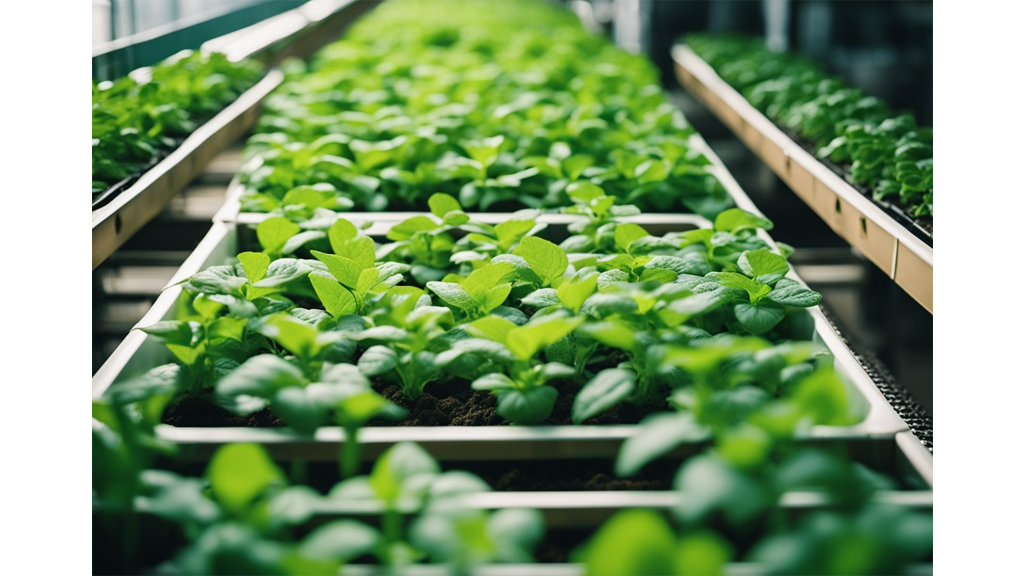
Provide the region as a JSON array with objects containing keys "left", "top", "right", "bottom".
[{"left": 817, "top": 306, "right": 933, "bottom": 452}]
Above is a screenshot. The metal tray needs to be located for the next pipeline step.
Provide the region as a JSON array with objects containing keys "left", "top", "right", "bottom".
[
  {"left": 91, "top": 70, "right": 284, "bottom": 270},
  {"left": 672, "top": 44, "right": 933, "bottom": 313}
]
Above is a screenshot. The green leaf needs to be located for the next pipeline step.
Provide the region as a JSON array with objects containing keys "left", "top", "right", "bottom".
[
  {"left": 521, "top": 288, "right": 561, "bottom": 308},
  {"left": 614, "top": 223, "right": 649, "bottom": 252},
  {"left": 428, "top": 192, "right": 462, "bottom": 218},
  {"left": 738, "top": 249, "right": 790, "bottom": 284},
  {"left": 675, "top": 532, "right": 732, "bottom": 576},
  {"left": 387, "top": 215, "right": 440, "bottom": 241},
  {"left": 506, "top": 315, "right": 584, "bottom": 360},
  {"left": 674, "top": 454, "right": 770, "bottom": 525},
  {"left": 312, "top": 250, "right": 363, "bottom": 288},
  {"left": 309, "top": 274, "right": 357, "bottom": 317},
  {"left": 257, "top": 217, "right": 301, "bottom": 254},
  {"left": 494, "top": 220, "right": 535, "bottom": 248},
  {"left": 299, "top": 521, "right": 381, "bottom": 562},
  {"left": 327, "top": 218, "right": 358, "bottom": 253},
  {"left": 712, "top": 272, "right": 770, "bottom": 303},
  {"left": 216, "top": 355, "right": 306, "bottom": 414},
  {"left": 369, "top": 442, "right": 440, "bottom": 504},
  {"left": 733, "top": 302, "right": 786, "bottom": 335},
  {"left": 426, "top": 281, "right": 476, "bottom": 311},
  {"left": 566, "top": 181, "right": 605, "bottom": 202},
  {"left": 237, "top": 252, "right": 270, "bottom": 284},
  {"left": 765, "top": 280, "right": 822, "bottom": 307},
  {"left": 556, "top": 274, "right": 599, "bottom": 313},
  {"left": 495, "top": 386, "right": 558, "bottom": 424},
  {"left": 580, "top": 294, "right": 639, "bottom": 318},
  {"left": 471, "top": 373, "right": 517, "bottom": 391},
  {"left": 357, "top": 345, "right": 399, "bottom": 376},
  {"left": 616, "top": 412, "right": 708, "bottom": 476},
  {"left": 206, "top": 444, "right": 284, "bottom": 515},
  {"left": 713, "top": 208, "right": 773, "bottom": 234},
  {"left": 139, "top": 321, "right": 194, "bottom": 347},
  {"left": 343, "top": 236, "right": 377, "bottom": 270},
  {"left": 274, "top": 387, "right": 327, "bottom": 435},
  {"left": 578, "top": 510, "right": 676, "bottom": 576},
  {"left": 517, "top": 236, "right": 568, "bottom": 286},
  {"left": 572, "top": 368, "right": 636, "bottom": 424},
  {"left": 465, "top": 316, "right": 518, "bottom": 343}
]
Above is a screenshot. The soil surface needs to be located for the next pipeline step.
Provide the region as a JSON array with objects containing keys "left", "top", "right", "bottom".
[
  {"left": 467, "top": 459, "right": 677, "bottom": 491},
  {"left": 369, "top": 378, "right": 669, "bottom": 427},
  {"left": 162, "top": 395, "right": 286, "bottom": 427},
  {"left": 160, "top": 377, "right": 668, "bottom": 428}
]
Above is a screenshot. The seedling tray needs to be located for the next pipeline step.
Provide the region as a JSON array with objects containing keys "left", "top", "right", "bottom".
[
  {"left": 212, "top": 135, "right": 731, "bottom": 230},
  {"left": 672, "top": 44, "right": 933, "bottom": 313},
  {"left": 91, "top": 70, "right": 284, "bottom": 270},
  {"left": 92, "top": 216, "right": 916, "bottom": 468}
]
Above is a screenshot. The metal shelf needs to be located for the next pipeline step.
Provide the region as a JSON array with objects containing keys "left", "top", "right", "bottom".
[
  {"left": 672, "top": 44, "right": 933, "bottom": 313},
  {"left": 91, "top": 70, "right": 283, "bottom": 270}
]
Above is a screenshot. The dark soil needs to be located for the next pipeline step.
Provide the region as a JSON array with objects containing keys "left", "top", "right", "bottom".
[
  {"left": 368, "top": 378, "right": 669, "bottom": 426},
  {"left": 466, "top": 459, "right": 677, "bottom": 491},
  {"left": 160, "top": 370, "right": 668, "bottom": 428},
  {"left": 162, "top": 395, "right": 286, "bottom": 427}
]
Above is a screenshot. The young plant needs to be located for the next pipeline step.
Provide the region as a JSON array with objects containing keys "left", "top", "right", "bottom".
[
  {"left": 347, "top": 286, "right": 460, "bottom": 399},
  {"left": 462, "top": 312, "right": 583, "bottom": 423}
]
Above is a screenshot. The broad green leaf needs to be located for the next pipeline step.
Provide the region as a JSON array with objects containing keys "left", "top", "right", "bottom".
[
  {"left": 309, "top": 275, "right": 357, "bottom": 317},
  {"left": 463, "top": 262, "right": 516, "bottom": 300},
  {"left": 616, "top": 412, "right": 708, "bottom": 476},
  {"left": 713, "top": 208, "right": 773, "bottom": 233},
  {"left": 357, "top": 345, "right": 399, "bottom": 376},
  {"left": 312, "top": 250, "right": 363, "bottom": 288},
  {"left": 428, "top": 192, "right": 462, "bottom": 218},
  {"left": 566, "top": 181, "right": 604, "bottom": 202},
  {"left": 578, "top": 510, "right": 676, "bottom": 576},
  {"left": 139, "top": 320, "right": 194, "bottom": 347},
  {"left": 614, "top": 223, "right": 649, "bottom": 252},
  {"left": 674, "top": 454, "right": 770, "bottom": 525},
  {"left": 675, "top": 532, "right": 732, "bottom": 576},
  {"left": 556, "top": 274, "right": 599, "bottom": 312},
  {"left": 426, "top": 281, "right": 476, "bottom": 311},
  {"left": 216, "top": 354, "right": 305, "bottom": 413},
  {"left": 572, "top": 368, "right": 636, "bottom": 423},
  {"left": 494, "top": 220, "right": 535, "bottom": 248},
  {"left": 257, "top": 217, "right": 301, "bottom": 254},
  {"left": 506, "top": 315, "right": 584, "bottom": 360},
  {"left": 471, "top": 373, "right": 516, "bottom": 391},
  {"left": 387, "top": 215, "right": 440, "bottom": 241},
  {"left": 369, "top": 442, "right": 440, "bottom": 504},
  {"left": 206, "top": 444, "right": 284, "bottom": 515},
  {"left": 738, "top": 249, "right": 789, "bottom": 284},
  {"left": 517, "top": 236, "right": 568, "bottom": 285},
  {"left": 238, "top": 252, "right": 270, "bottom": 284},
  {"left": 765, "top": 280, "right": 822, "bottom": 307},
  {"left": 300, "top": 521, "right": 381, "bottom": 562},
  {"left": 274, "top": 387, "right": 327, "bottom": 435},
  {"left": 494, "top": 386, "right": 558, "bottom": 424},
  {"left": 521, "top": 288, "right": 561, "bottom": 308},
  {"left": 465, "top": 316, "right": 518, "bottom": 343},
  {"left": 734, "top": 302, "right": 786, "bottom": 335},
  {"left": 327, "top": 218, "right": 358, "bottom": 253}
]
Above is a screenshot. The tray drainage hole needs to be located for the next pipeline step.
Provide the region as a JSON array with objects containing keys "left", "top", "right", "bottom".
[
  {"left": 834, "top": 199, "right": 842, "bottom": 214},
  {"left": 115, "top": 214, "right": 123, "bottom": 235},
  {"left": 860, "top": 216, "right": 867, "bottom": 235}
]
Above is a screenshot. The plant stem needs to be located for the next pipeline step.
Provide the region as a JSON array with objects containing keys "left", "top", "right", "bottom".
[{"left": 340, "top": 426, "right": 360, "bottom": 479}]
